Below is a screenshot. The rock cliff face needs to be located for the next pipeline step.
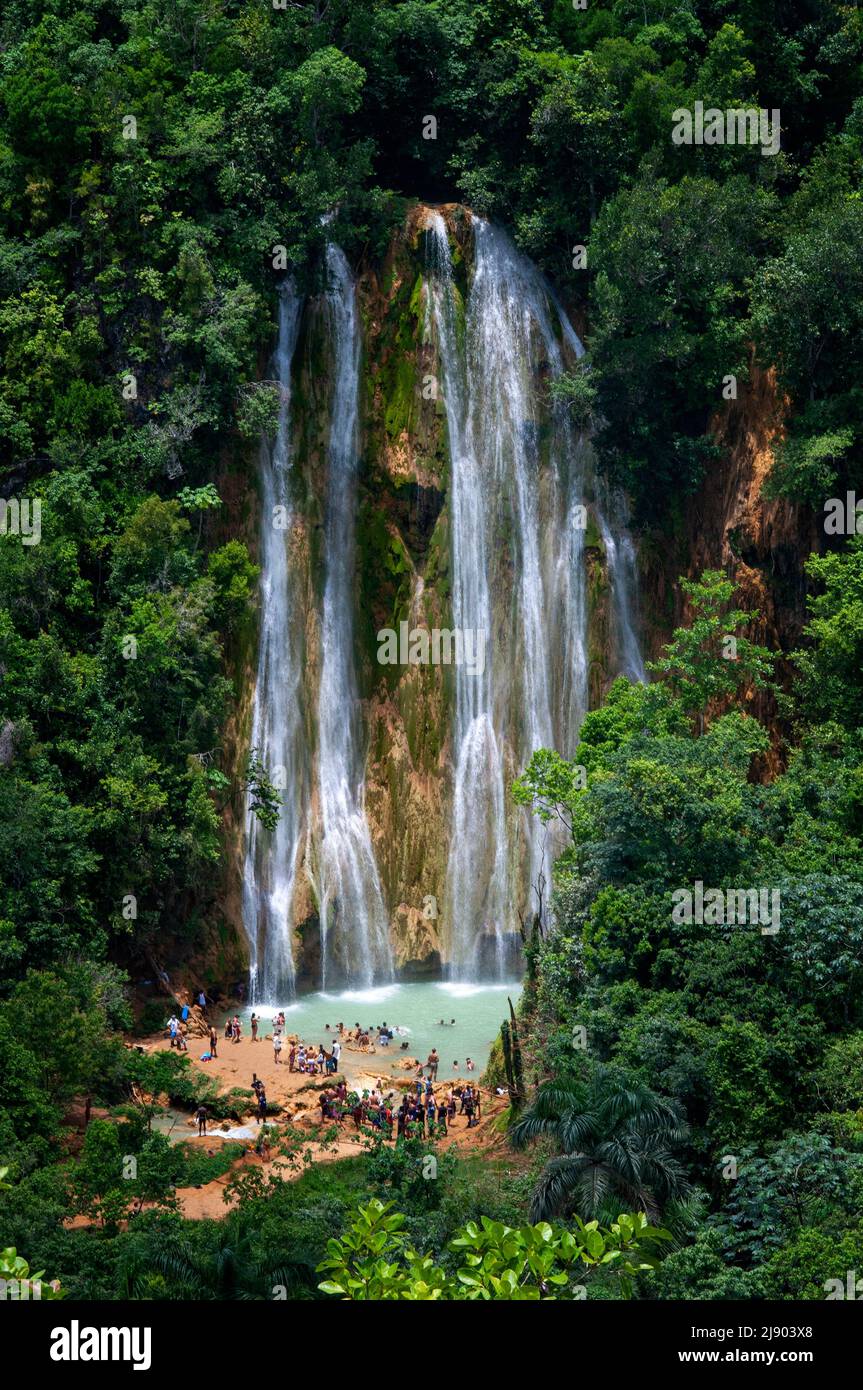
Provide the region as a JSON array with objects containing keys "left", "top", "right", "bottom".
[
  {"left": 355, "top": 204, "right": 469, "bottom": 974},
  {"left": 640, "top": 360, "right": 820, "bottom": 771},
  {"left": 208, "top": 206, "right": 811, "bottom": 990}
]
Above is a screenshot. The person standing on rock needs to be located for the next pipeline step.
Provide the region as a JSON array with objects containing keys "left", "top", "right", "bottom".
[
  {"left": 447, "top": 1088, "right": 457, "bottom": 1125},
  {"left": 251, "top": 1013, "right": 259, "bottom": 1042},
  {"left": 209, "top": 1025, "right": 218, "bottom": 1058},
  {"left": 427, "top": 1048, "right": 439, "bottom": 1080},
  {"left": 273, "top": 1032, "right": 283, "bottom": 1064},
  {"left": 195, "top": 1105, "right": 208, "bottom": 1136}
]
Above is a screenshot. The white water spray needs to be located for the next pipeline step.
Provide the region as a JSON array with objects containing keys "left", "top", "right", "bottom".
[
  {"left": 425, "top": 213, "right": 642, "bottom": 977},
  {"left": 314, "top": 245, "right": 393, "bottom": 987},
  {"left": 241, "top": 284, "right": 307, "bottom": 1003}
]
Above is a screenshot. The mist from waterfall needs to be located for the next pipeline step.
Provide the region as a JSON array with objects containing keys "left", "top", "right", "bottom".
[
  {"left": 425, "top": 213, "right": 642, "bottom": 979},
  {"left": 314, "top": 244, "right": 393, "bottom": 988},
  {"left": 242, "top": 283, "right": 306, "bottom": 1003}
]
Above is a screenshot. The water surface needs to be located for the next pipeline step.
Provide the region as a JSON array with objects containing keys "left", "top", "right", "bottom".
[{"left": 235, "top": 979, "right": 523, "bottom": 1082}]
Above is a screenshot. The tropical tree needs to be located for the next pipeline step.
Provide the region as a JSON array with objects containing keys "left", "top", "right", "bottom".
[
  {"left": 509, "top": 1065, "right": 690, "bottom": 1223},
  {"left": 792, "top": 538, "right": 863, "bottom": 731},
  {"left": 126, "top": 1218, "right": 311, "bottom": 1301},
  {"left": 647, "top": 570, "right": 774, "bottom": 731}
]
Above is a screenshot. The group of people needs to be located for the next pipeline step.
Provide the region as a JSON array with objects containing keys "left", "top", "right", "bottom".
[
  {"left": 248, "top": 1010, "right": 286, "bottom": 1043},
  {"left": 320, "top": 1020, "right": 410, "bottom": 1052},
  {"left": 167, "top": 1006, "right": 483, "bottom": 1140},
  {"left": 277, "top": 1038, "right": 342, "bottom": 1073},
  {"left": 167, "top": 1014, "right": 188, "bottom": 1051},
  {"left": 309, "top": 1078, "right": 481, "bottom": 1138},
  {"left": 266, "top": 1012, "right": 344, "bottom": 1074},
  {"left": 165, "top": 1013, "right": 222, "bottom": 1061}
]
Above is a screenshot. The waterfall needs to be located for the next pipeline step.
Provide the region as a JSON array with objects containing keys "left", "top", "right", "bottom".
[
  {"left": 424, "top": 215, "right": 510, "bottom": 978},
  {"left": 426, "top": 213, "right": 642, "bottom": 978},
  {"left": 596, "top": 492, "right": 647, "bottom": 683},
  {"left": 241, "top": 283, "right": 306, "bottom": 1003},
  {"left": 243, "top": 217, "right": 642, "bottom": 996},
  {"left": 314, "top": 245, "right": 393, "bottom": 987}
]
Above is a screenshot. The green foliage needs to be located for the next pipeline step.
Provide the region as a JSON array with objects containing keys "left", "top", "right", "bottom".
[
  {"left": 509, "top": 1065, "right": 689, "bottom": 1223},
  {"left": 792, "top": 539, "right": 863, "bottom": 731},
  {"left": 245, "top": 750, "right": 281, "bottom": 832},
  {"left": 235, "top": 383, "right": 282, "bottom": 441},
  {"left": 0, "top": 1244, "right": 63, "bottom": 1300},
  {"left": 517, "top": 532, "right": 863, "bottom": 1297},
  {"left": 317, "top": 1198, "right": 668, "bottom": 1300},
  {"left": 710, "top": 1133, "right": 863, "bottom": 1267},
  {"left": 179, "top": 1143, "right": 243, "bottom": 1189},
  {"left": 4, "top": 0, "right": 863, "bottom": 1306},
  {"left": 587, "top": 174, "right": 772, "bottom": 512},
  {"left": 364, "top": 1133, "right": 457, "bottom": 1210},
  {"left": 647, "top": 570, "right": 775, "bottom": 728},
  {"left": 815, "top": 1035, "right": 863, "bottom": 1112},
  {"left": 548, "top": 364, "right": 598, "bottom": 429}
]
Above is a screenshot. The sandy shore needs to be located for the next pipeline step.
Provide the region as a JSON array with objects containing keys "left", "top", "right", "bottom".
[
  {"left": 56, "top": 1031, "right": 514, "bottom": 1227},
  {"left": 124, "top": 1026, "right": 512, "bottom": 1219},
  {"left": 141, "top": 1025, "right": 492, "bottom": 1113}
]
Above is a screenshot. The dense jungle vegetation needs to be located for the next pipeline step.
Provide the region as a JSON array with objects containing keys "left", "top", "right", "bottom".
[{"left": 2, "top": 0, "right": 863, "bottom": 1302}]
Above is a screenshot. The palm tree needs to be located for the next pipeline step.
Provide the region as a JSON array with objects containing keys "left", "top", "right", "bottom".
[
  {"left": 120, "top": 1217, "right": 317, "bottom": 1300},
  {"left": 509, "top": 1065, "right": 690, "bottom": 1223}
]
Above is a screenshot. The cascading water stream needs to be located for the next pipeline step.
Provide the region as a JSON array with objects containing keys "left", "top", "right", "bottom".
[
  {"left": 241, "top": 283, "right": 306, "bottom": 1003},
  {"left": 425, "top": 213, "right": 642, "bottom": 979},
  {"left": 314, "top": 245, "right": 393, "bottom": 988},
  {"left": 424, "top": 215, "right": 509, "bottom": 979},
  {"left": 596, "top": 496, "right": 647, "bottom": 684}
]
